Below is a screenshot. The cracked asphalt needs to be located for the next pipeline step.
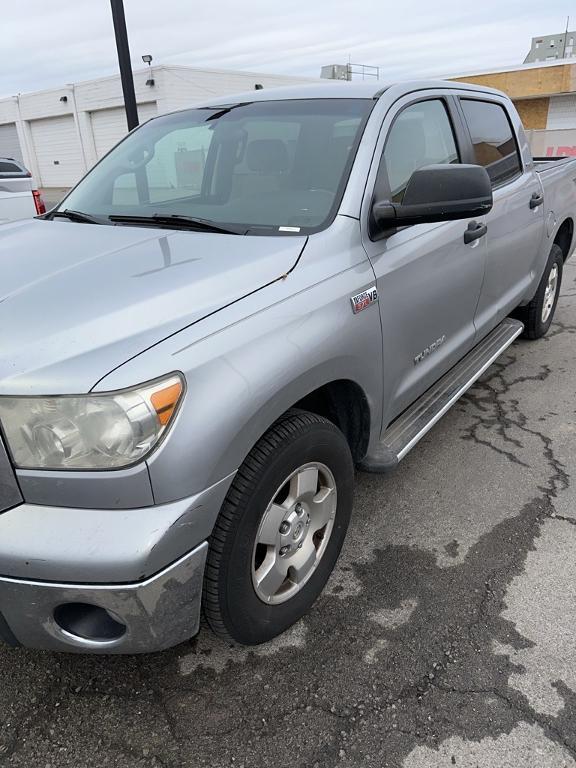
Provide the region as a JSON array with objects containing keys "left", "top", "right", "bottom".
[{"left": 0, "top": 261, "right": 575, "bottom": 768}]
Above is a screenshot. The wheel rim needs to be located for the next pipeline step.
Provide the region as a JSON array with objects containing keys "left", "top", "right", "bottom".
[
  {"left": 541, "top": 263, "right": 559, "bottom": 323},
  {"left": 252, "top": 462, "right": 337, "bottom": 605}
]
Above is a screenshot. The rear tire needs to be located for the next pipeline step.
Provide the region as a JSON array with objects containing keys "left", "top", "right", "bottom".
[
  {"left": 203, "top": 409, "right": 354, "bottom": 645},
  {"left": 515, "top": 244, "right": 563, "bottom": 340}
]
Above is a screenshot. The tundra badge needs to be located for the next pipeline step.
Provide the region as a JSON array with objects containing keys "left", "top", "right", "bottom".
[
  {"left": 414, "top": 335, "right": 447, "bottom": 365},
  {"left": 351, "top": 286, "right": 378, "bottom": 314}
]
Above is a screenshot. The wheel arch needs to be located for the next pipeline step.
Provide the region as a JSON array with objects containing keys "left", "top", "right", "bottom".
[
  {"left": 553, "top": 217, "right": 574, "bottom": 262},
  {"left": 292, "top": 379, "right": 371, "bottom": 463}
]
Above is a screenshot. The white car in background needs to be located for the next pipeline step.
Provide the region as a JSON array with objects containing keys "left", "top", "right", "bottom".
[{"left": 0, "top": 158, "right": 46, "bottom": 224}]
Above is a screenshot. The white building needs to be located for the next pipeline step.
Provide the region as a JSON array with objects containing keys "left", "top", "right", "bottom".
[{"left": 0, "top": 65, "right": 319, "bottom": 188}]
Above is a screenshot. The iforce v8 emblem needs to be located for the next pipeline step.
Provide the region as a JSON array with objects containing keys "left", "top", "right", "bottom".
[{"left": 350, "top": 286, "right": 378, "bottom": 314}]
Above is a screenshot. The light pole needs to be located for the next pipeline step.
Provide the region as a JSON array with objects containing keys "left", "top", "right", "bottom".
[{"left": 109, "top": 0, "right": 139, "bottom": 130}]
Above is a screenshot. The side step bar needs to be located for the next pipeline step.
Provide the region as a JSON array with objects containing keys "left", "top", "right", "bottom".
[{"left": 359, "top": 318, "right": 524, "bottom": 473}]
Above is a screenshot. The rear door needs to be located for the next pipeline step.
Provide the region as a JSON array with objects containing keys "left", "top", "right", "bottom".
[
  {"left": 456, "top": 96, "right": 545, "bottom": 337},
  {"left": 361, "top": 91, "right": 488, "bottom": 426}
]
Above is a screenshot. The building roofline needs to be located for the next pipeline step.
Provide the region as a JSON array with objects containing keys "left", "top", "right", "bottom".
[
  {"left": 446, "top": 57, "right": 576, "bottom": 80},
  {"left": 0, "top": 63, "right": 321, "bottom": 104}
]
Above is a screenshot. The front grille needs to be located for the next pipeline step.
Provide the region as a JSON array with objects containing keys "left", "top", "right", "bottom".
[{"left": 0, "top": 439, "right": 22, "bottom": 514}]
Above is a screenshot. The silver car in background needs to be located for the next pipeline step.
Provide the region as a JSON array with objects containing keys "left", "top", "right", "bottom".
[{"left": 0, "top": 157, "right": 45, "bottom": 223}]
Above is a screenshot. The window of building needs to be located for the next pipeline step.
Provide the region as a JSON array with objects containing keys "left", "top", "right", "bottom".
[
  {"left": 380, "top": 99, "right": 459, "bottom": 203},
  {"left": 550, "top": 39, "right": 555, "bottom": 46},
  {"left": 460, "top": 99, "right": 521, "bottom": 187},
  {"left": 535, "top": 41, "right": 541, "bottom": 48}
]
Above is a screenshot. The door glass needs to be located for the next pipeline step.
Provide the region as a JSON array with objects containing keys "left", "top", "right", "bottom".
[
  {"left": 460, "top": 99, "right": 521, "bottom": 187},
  {"left": 382, "top": 100, "right": 459, "bottom": 202}
]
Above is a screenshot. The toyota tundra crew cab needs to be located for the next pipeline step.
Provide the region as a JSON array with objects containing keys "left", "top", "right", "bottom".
[{"left": 0, "top": 81, "right": 573, "bottom": 653}]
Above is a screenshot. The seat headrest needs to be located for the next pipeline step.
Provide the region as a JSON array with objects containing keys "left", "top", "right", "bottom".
[{"left": 246, "top": 139, "right": 289, "bottom": 173}]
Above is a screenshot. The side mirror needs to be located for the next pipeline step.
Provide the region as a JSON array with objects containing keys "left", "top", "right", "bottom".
[{"left": 372, "top": 164, "right": 493, "bottom": 231}]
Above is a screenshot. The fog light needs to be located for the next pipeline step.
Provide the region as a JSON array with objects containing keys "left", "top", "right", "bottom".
[{"left": 54, "top": 603, "right": 126, "bottom": 642}]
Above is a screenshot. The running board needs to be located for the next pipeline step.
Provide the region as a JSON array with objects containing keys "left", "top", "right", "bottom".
[{"left": 359, "top": 318, "right": 524, "bottom": 473}]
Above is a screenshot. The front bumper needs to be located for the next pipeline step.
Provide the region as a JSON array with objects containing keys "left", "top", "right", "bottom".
[
  {"left": 0, "top": 472, "right": 235, "bottom": 653},
  {"left": 0, "top": 543, "right": 207, "bottom": 653}
]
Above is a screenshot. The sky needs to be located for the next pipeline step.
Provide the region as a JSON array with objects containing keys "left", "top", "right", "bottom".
[{"left": 0, "top": 0, "right": 572, "bottom": 98}]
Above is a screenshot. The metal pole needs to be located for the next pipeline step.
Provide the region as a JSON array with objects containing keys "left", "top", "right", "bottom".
[
  {"left": 562, "top": 16, "right": 570, "bottom": 60},
  {"left": 110, "top": 0, "right": 139, "bottom": 130}
]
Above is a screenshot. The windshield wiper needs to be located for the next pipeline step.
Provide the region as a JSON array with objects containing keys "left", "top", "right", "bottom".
[
  {"left": 50, "top": 209, "right": 106, "bottom": 224},
  {"left": 108, "top": 213, "right": 243, "bottom": 235}
]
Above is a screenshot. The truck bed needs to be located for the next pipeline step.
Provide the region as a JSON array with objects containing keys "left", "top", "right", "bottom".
[{"left": 533, "top": 156, "right": 576, "bottom": 173}]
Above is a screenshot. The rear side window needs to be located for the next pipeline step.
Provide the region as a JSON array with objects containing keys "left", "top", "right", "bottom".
[
  {"left": 382, "top": 100, "right": 459, "bottom": 203},
  {"left": 460, "top": 99, "right": 521, "bottom": 187},
  {"left": 0, "top": 160, "right": 27, "bottom": 176}
]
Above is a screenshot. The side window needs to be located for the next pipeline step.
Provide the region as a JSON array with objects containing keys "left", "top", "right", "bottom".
[
  {"left": 460, "top": 99, "right": 521, "bottom": 187},
  {"left": 381, "top": 100, "right": 459, "bottom": 203},
  {"left": 0, "top": 160, "right": 27, "bottom": 176}
]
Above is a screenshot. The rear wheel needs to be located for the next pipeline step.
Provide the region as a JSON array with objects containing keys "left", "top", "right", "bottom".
[
  {"left": 203, "top": 410, "right": 354, "bottom": 644},
  {"left": 515, "top": 244, "right": 563, "bottom": 340}
]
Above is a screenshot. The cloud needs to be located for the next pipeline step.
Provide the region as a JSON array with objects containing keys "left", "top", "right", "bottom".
[{"left": 0, "top": 0, "right": 570, "bottom": 98}]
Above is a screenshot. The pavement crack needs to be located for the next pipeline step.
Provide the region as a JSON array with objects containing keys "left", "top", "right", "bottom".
[
  {"left": 431, "top": 682, "right": 576, "bottom": 761},
  {"left": 551, "top": 514, "right": 576, "bottom": 526}
]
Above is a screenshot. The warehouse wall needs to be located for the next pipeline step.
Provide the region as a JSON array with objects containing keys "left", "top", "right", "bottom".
[
  {"left": 159, "top": 65, "right": 318, "bottom": 112},
  {"left": 0, "top": 65, "right": 318, "bottom": 188}
]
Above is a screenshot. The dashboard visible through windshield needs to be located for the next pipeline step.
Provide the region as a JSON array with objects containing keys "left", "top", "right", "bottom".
[{"left": 56, "top": 98, "right": 375, "bottom": 235}]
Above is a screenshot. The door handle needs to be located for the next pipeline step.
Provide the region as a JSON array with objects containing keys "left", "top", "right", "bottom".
[
  {"left": 530, "top": 192, "right": 544, "bottom": 209},
  {"left": 464, "top": 220, "right": 487, "bottom": 244}
]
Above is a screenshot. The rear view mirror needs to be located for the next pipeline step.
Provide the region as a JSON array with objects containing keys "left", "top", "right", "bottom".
[{"left": 372, "top": 164, "right": 493, "bottom": 230}]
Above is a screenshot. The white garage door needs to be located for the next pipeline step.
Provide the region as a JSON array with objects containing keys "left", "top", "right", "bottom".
[
  {"left": 91, "top": 102, "right": 157, "bottom": 159},
  {"left": 0, "top": 123, "right": 23, "bottom": 164},
  {"left": 547, "top": 95, "right": 576, "bottom": 130},
  {"left": 30, "top": 115, "right": 84, "bottom": 187}
]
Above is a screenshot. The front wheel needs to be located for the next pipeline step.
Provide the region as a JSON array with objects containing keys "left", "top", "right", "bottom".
[
  {"left": 515, "top": 244, "right": 563, "bottom": 340},
  {"left": 203, "top": 410, "right": 354, "bottom": 645}
]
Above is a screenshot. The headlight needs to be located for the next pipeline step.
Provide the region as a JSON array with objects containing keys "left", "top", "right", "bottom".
[{"left": 0, "top": 374, "right": 184, "bottom": 470}]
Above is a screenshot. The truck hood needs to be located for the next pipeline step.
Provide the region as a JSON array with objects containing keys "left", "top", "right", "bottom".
[{"left": 0, "top": 219, "right": 306, "bottom": 394}]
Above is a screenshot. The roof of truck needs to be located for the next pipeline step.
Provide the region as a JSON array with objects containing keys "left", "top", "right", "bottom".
[{"left": 187, "top": 79, "right": 506, "bottom": 109}]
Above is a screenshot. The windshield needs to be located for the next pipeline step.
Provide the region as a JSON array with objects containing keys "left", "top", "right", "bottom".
[{"left": 58, "top": 99, "right": 374, "bottom": 235}]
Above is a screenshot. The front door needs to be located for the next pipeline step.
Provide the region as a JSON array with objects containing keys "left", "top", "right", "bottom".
[{"left": 361, "top": 94, "right": 487, "bottom": 427}]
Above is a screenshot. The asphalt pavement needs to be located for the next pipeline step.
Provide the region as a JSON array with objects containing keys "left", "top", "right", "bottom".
[{"left": 0, "top": 262, "right": 575, "bottom": 768}]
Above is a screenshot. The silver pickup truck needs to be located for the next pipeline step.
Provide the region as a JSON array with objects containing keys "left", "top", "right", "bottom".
[{"left": 0, "top": 80, "right": 573, "bottom": 654}]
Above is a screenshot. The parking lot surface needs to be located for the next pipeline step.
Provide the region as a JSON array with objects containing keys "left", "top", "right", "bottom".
[{"left": 0, "top": 261, "right": 575, "bottom": 768}]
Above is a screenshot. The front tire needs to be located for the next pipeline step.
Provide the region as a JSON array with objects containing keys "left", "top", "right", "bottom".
[
  {"left": 203, "top": 410, "right": 354, "bottom": 645},
  {"left": 515, "top": 244, "right": 563, "bottom": 340}
]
